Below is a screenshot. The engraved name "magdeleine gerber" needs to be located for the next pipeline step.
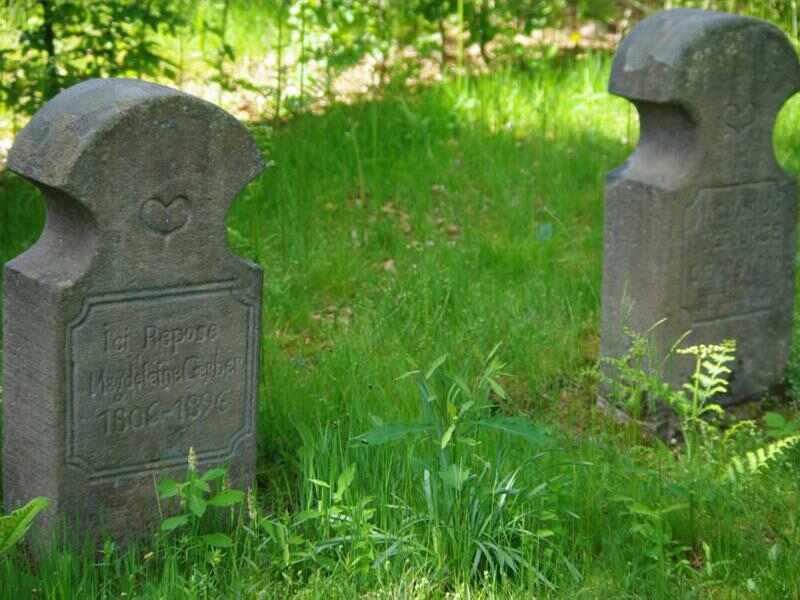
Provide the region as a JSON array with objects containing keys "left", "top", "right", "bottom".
[{"left": 67, "top": 281, "right": 258, "bottom": 482}]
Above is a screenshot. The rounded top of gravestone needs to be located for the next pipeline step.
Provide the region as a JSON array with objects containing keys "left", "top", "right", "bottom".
[
  {"left": 610, "top": 9, "right": 800, "bottom": 115},
  {"left": 7, "top": 78, "right": 263, "bottom": 221}
]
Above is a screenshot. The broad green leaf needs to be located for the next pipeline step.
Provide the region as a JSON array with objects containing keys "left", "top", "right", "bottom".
[
  {"left": 439, "top": 463, "right": 471, "bottom": 492},
  {"left": 440, "top": 424, "right": 456, "bottom": 449},
  {"left": 200, "top": 533, "right": 233, "bottom": 548},
  {"left": 764, "top": 412, "right": 787, "bottom": 429},
  {"left": 351, "top": 423, "right": 434, "bottom": 446},
  {"left": 478, "top": 416, "right": 550, "bottom": 446},
  {"left": 188, "top": 493, "right": 207, "bottom": 518},
  {"left": 335, "top": 464, "right": 356, "bottom": 502},
  {"left": 191, "top": 478, "right": 211, "bottom": 494},
  {"left": 161, "top": 514, "right": 190, "bottom": 532},
  {"left": 0, "top": 497, "right": 49, "bottom": 555},
  {"left": 208, "top": 490, "right": 245, "bottom": 508},
  {"left": 156, "top": 479, "right": 180, "bottom": 498},
  {"left": 292, "top": 510, "right": 322, "bottom": 525},
  {"left": 201, "top": 467, "right": 227, "bottom": 482}
]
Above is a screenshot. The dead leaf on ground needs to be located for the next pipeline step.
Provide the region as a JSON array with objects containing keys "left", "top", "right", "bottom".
[
  {"left": 310, "top": 305, "right": 354, "bottom": 327},
  {"left": 446, "top": 224, "right": 461, "bottom": 237}
]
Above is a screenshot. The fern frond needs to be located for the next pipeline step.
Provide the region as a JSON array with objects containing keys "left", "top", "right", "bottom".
[
  {"left": 722, "top": 419, "right": 757, "bottom": 445},
  {"left": 725, "top": 434, "right": 800, "bottom": 482}
]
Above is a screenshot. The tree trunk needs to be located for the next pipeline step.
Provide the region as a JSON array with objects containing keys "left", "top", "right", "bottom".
[{"left": 38, "top": 0, "right": 58, "bottom": 99}]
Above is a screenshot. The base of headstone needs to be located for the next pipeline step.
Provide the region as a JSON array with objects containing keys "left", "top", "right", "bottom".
[{"left": 596, "top": 395, "right": 678, "bottom": 443}]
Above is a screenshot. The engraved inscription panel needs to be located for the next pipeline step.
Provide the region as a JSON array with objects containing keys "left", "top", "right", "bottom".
[
  {"left": 683, "top": 182, "right": 794, "bottom": 323},
  {"left": 67, "top": 282, "right": 257, "bottom": 481}
]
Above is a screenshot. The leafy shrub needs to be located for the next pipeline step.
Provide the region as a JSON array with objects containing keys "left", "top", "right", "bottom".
[{"left": 1, "top": 0, "right": 186, "bottom": 118}]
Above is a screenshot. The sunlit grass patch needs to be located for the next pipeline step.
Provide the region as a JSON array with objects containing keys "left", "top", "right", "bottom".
[{"left": 2, "top": 55, "right": 800, "bottom": 599}]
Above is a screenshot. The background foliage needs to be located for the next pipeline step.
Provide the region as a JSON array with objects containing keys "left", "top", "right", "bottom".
[{"left": 1, "top": 0, "right": 798, "bottom": 127}]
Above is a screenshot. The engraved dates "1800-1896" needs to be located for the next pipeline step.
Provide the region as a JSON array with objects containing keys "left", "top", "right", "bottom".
[{"left": 67, "top": 281, "right": 258, "bottom": 482}]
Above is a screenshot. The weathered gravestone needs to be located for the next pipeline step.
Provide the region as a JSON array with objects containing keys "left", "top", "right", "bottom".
[
  {"left": 3, "top": 79, "right": 264, "bottom": 543},
  {"left": 601, "top": 9, "right": 800, "bottom": 407}
]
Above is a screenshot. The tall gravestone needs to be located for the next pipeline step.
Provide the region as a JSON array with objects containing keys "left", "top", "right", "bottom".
[
  {"left": 601, "top": 10, "right": 800, "bottom": 406},
  {"left": 3, "top": 79, "right": 264, "bottom": 542}
]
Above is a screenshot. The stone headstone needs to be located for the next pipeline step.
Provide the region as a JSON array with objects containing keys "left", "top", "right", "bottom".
[
  {"left": 601, "top": 9, "right": 800, "bottom": 406},
  {"left": 3, "top": 79, "right": 264, "bottom": 543}
]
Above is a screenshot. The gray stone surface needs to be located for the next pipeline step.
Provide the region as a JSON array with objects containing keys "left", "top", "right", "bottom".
[
  {"left": 601, "top": 9, "right": 800, "bottom": 406},
  {"left": 3, "top": 78, "right": 264, "bottom": 543}
]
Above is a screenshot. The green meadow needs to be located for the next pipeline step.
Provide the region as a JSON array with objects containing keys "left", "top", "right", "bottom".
[{"left": 3, "top": 52, "right": 800, "bottom": 598}]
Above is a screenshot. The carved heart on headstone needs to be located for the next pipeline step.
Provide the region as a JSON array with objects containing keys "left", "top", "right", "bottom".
[
  {"left": 723, "top": 102, "right": 756, "bottom": 131},
  {"left": 140, "top": 195, "right": 190, "bottom": 235}
]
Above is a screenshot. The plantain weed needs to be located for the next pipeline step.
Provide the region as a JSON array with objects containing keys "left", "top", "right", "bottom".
[{"left": 156, "top": 447, "right": 245, "bottom": 549}]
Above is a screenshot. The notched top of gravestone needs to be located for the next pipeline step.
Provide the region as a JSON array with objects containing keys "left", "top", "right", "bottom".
[
  {"left": 610, "top": 9, "right": 800, "bottom": 108},
  {"left": 6, "top": 78, "right": 264, "bottom": 221}
]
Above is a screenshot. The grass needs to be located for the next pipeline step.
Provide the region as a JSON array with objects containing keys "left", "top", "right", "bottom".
[{"left": 3, "top": 53, "right": 800, "bottom": 598}]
